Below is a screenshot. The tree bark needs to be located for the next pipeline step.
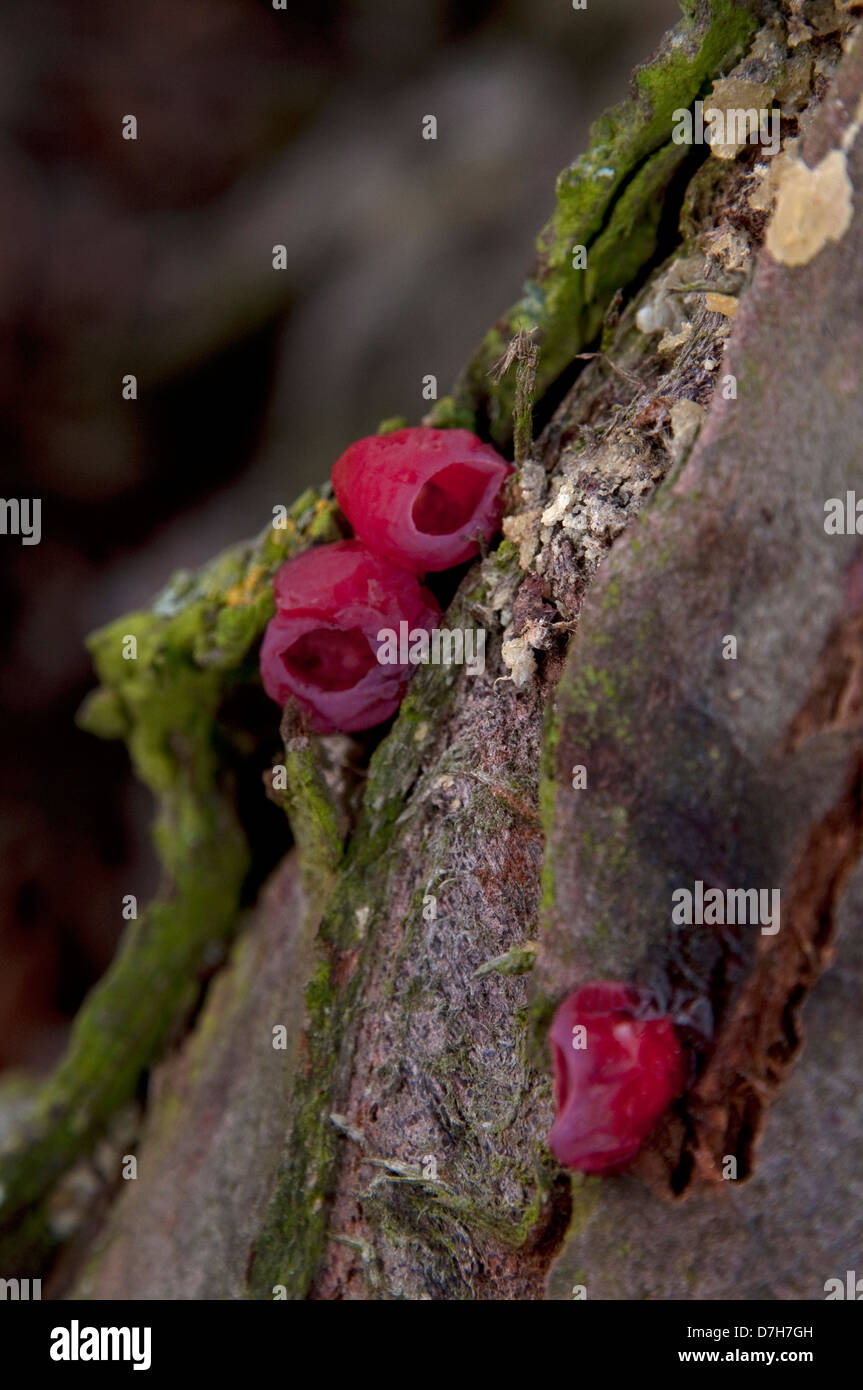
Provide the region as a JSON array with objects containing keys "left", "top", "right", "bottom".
[{"left": 2, "top": 0, "right": 862, "bottom": 1300}]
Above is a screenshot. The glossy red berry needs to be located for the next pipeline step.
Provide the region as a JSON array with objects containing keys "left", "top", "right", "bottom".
[
  {"left": 547, "top": 982, "right": 686, "bottom": 1174},
  {"left": 332, "top": 426, "right": 512, "bottom": 573},
  {"left": 260, "top": 540, "right": 440, "bottom": 732}
]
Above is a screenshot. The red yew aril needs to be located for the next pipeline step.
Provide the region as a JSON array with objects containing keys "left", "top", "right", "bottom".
[
  {"left": 547, "top": 982, "right": 686, "bottom": 1174},
  {"left": 332, "top": 426, "right": 512, "bottom": 573},
  {"left": 260, "top": 540, "right": 440, "bottom": 732}
]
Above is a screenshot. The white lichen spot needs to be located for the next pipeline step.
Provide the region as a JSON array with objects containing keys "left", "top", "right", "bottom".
[
  {"left": 414, "top": 722, "right": 429, "bottom": 743},
  {"left": 502, "top": 510, "right": 542, "bottom": 569},
  {"left": 354, "top": 906, "right": 371, "bottom": 938},
  {"left": 635, "top": 302, "right": 665, "bottom": 335},
  {"left": 500, "top": 635, "right": 537, "bottom": 689},
  {"left": 541, "top": 481, "right": 575, "bottom": 527},
  {"left": 765, "top": 149, "right": 853, "bottom": 266},
  {"left": 635, "top": 253, "right": 702, "bottom": 337},
  {"left": 657, "top": 321, "right": 693, "bottom": 354},
  {"left": 516, "top": 460, "right": 546, "bottom": 507}
]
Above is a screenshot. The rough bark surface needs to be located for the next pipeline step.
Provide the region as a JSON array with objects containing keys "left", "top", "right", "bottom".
[
  {"left": 2, "top": 1, "right": 861, "bottom": 1301},
  {"left": 543, "top": 31, "right": 863, "bottom": 1295},
  {"left": 73, "top": 858, "right": 315, "bottom": 1300}
]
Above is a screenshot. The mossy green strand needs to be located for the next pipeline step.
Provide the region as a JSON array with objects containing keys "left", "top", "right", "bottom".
[
  {"left": 436, "top": 0, "right": 758, "bottom": 444},
  {"left": 0, "top": 492, "right": 341, "bottom": 1240}
]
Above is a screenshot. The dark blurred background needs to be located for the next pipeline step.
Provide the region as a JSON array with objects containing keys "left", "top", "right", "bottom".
[{"left": 0, "top": 0, "right": 680, "bottom": 1072}]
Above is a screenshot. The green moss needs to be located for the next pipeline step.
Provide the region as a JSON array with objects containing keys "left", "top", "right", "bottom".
[
  {"left": 2, "top": 0, "right": 770, "bottom": 1290},
  {"left": 365, "top": 1148, "right": 550, "bottom": 1258},
  {"left": 0, "top": 498, "right": 340, "bottom": 1237},
  {"left": 75, "top": 687, "right": 130, "bottom": 741},
  {"left": 492, "top": 538, "right": 518, "bottom": 567},
  {"left": 246, "top": 609, "right": 469, "bottom": 1299},
  {"left": 377, "top": 415, "right": 408, "bottom": 434},
  {"left": 449, "top": 0, "right": 757, "bottom": 444},
  {"left": 305, "top": 957, "right": 336, "bottom": 1020},
  {"left": 423, "top": 394, "right": 477, "bottom": 432},
  {"left": 271, "top": 710, "right": 344, "bottom": 905},
  {"left": 567, "top": 1172, "right": 601, "bottom": 1233},
  {"left": 560, "top": 663, "right": 634, "bottom": 750},
  {"left": 472, "top": 945, "right": 539, "bottom": 978}
]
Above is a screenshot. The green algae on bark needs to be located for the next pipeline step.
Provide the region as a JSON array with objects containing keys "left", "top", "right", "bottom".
[
  {"left": 439, "top": 0, "right": 759, "bottom": 444},
  {"left": 0, "top": 0, "right": 789, "bottom": 1293},
  {"left": 0, "top": 492, "right": 341, "bottom": 1237},
  {"left": 273, "top": 705, "right": 344, "bottom": 907},
  {"left": 539, "top": 31, "right": 863, "bottom": 1301},
  {"left": 245, "top": 614, "right": 469, "bottom": 1298}
]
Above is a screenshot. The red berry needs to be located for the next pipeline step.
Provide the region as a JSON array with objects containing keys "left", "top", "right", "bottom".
[
  {"left": 332, "top": 426, "right": 512, "bottom": 573},
  {"left": 260, "top": 540, "right": 441, "bottom": 732},
  {"left": 547, "top": 982, "right": 686, "bottom": 1174}
]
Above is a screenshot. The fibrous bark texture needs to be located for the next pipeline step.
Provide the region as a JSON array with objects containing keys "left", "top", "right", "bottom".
[{"left": 2, "top": 0, "right": 862, "bottom": 1301}]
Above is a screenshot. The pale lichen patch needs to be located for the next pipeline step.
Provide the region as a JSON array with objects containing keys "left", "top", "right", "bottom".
[
  {"left": 516, "top": 460, "right": 547, "bottom": 509},
  {"left": 657, "top": 321, "right": 694, "bottom": 354},
  {"left": 541, "top": 481, "right": 575, "bottom": 529},
  {"left": 765, "top": 149, "right": 853, "bottom": 266},
  {"left": 500, "top": 634, "right": 538, "bottom": 689},
  {"left": 502, "top": 511, "right": 543, "bottom": 570},
  {"left": 635, "top": 253, "right": 703, "bottom": 338},
  {"left": 670, "top": 399, "right": 708, "bottom": 462},
  {"left": 704, "top": 291, "right": 739, "bottom": 317},
  {"left": 705, "top": 78, "right": 775, "bottom": 160}
]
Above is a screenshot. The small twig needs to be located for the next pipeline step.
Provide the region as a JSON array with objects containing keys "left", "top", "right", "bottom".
[
  {"left": 490, "top": 327, "right": 539, "bottom": 468},
  {"left": 667, "top": 279, "right": 744, "bottom": 295},
  {"left": 574, "top": 351, "right": 643, "bottom": 388}
]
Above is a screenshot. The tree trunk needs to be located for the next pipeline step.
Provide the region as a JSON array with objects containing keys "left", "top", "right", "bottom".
[{"left": 2, "top": 0, "right": 862, "bottom": 1300}]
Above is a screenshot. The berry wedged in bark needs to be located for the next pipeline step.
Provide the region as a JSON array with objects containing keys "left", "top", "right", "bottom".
[
  {"left": 332, "top": 426, "right": 512, "bottom": 573},
  {"left": 548, "top": 982, "right": 686, "bottom": 1174},
  {"left": 261, "top": 539, "right": 440, "bottom": 732}
]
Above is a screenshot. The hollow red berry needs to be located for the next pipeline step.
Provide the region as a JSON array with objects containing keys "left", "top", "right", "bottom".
[
  {"left": 547, "top": 982, "right": 686, "bottom": 1174},
  {"left": 332, "top": 426, "right": 513, "bottom": 573},
  {"left": 260, "top": 540, "right": 441, "bottom": 732}
]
